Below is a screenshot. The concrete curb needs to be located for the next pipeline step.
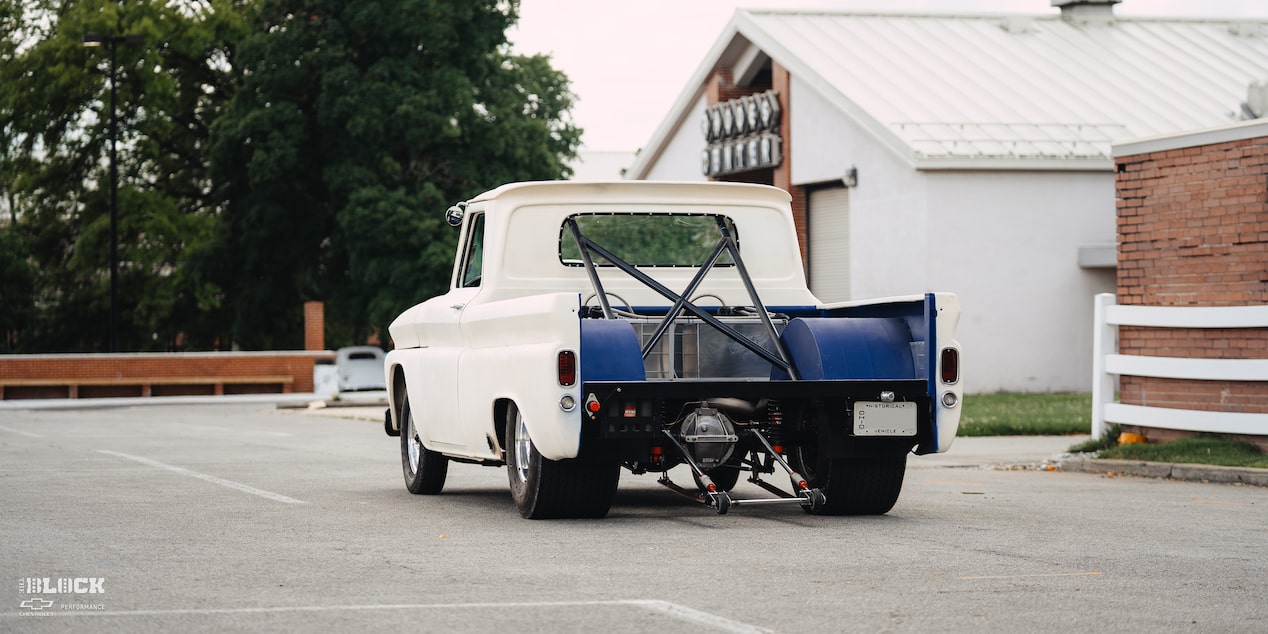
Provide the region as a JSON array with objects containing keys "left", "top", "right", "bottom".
[{"left": 1062, "top": 457, "right": 1268, "bottom": 487}]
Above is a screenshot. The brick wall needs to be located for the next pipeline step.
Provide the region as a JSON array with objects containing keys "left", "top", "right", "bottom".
[
  {"left": 304, "top": 301, "right": 325, "bottom": 351},
  {"left": 706, "top": 62, "right": 808, "bottom": 271},
  {"left": 1115, "top": 131, "right": 1268, "bottom": 449},
  {"left": 0, "top": 352, "right": 333, "bottom": 400},
  {"left": 769, "top": 61, "right": 809, "bottom": 271}
]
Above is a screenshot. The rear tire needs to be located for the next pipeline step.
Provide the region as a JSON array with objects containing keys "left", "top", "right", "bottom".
[
  {"left": 401, "top": 397, "right": 448, "bottom": 495},
  {"left": 789, "top": 413, "right": 907, "bottom": 515},
  {"left": 505, "top": 403, "right": 619, "bottom": 519}
]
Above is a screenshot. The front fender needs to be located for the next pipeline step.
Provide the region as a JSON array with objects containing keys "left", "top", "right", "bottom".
[{"left": 384, "top": 352, "right": 406, "bottom": 434}]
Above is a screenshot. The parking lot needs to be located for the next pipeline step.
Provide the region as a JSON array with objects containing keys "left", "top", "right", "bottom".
[{"left": 1, "top": 402, "right": 1265, "bottom": 633}]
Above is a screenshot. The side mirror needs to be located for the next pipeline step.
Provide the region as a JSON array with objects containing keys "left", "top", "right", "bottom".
[{"left": 445, "top": 201, "right": 468, "bottom": 227}]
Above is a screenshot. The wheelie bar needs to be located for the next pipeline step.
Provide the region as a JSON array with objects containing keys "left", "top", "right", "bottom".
[
  {"left": 746, "top": 428, "right": 827, "bottom": 512},
  {"left": 657, "top": 430, "right": 733, "bottom": 514},
  {"left": 656, "top": 475, "right": 716, "bottom": 509},
  {"left": 656, "top": 429, "right": 826, "bottom": 515}
]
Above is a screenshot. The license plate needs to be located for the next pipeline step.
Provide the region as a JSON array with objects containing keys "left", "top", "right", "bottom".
[{"left": 854, "top": 401, "right": 917, "bottom": 436}]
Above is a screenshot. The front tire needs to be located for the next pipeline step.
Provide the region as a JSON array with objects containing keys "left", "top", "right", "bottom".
[
  {"left": 401, "top": 397, "right": 448, "bottom": 495},
  {"left": 505, "top": 403, "right": 619, "bottom": 519}
]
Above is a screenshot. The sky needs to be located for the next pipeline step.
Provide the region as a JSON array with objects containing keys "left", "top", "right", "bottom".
[{"left": 508, "top": 0, "right": 1268, "bottom": 152}]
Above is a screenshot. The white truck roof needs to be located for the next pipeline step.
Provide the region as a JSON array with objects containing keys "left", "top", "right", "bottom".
[{"left": 460, "top": 180, "right": 818, "bottom": 308}]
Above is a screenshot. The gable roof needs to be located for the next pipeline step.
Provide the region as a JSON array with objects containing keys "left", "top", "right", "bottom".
[{"left": 628, "top": 8, "right": 1268, "bottom": 177}]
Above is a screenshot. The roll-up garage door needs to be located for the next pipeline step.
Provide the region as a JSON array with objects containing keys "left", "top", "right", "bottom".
[{"left": 808, "top": 186, "right": 850, "bottom": 303}]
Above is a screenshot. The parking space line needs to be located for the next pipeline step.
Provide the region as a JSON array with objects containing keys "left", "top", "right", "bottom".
[
  {"left": 96, "top": 450, "right": 306, "bottom": 505},
  {"left": 1, "top": 599, "right": 772, "bottom": 632},
  {"left": 628, "top": 599, "right": 774, "bottom": 633},
  {"left": 959, "top": 571, "right": 1101, "bottom": 580},
  {"left": 0, "top": 424, "right": 43, "bottom": 438}
]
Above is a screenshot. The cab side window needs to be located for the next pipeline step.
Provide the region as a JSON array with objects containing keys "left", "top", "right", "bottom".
[{"left": 461, "top": 213, "right": 485, "bottom": 288}]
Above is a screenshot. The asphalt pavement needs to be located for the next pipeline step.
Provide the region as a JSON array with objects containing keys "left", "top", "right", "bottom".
[
  {"left": 296, "top": 401, "right": 1268, "bottom": 487},
  {"left": 6, "top": 392, "right": 1267, "bottom": 485},
  {"left": 1, "top": 399, "right": 1265, "bottom": 632}
]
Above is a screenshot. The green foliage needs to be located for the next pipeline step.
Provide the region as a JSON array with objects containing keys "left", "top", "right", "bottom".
[
  {"left": 207, "top": 0, "right": 581, "bottom": 348},
  {"left": 1097, "top": 436, "right": 1268, "bottom": 469},
  {"left": 1067, "top": 424, "right": 1120, "bottom": 453},
  {"left": 0, "top": 225, "right": 37, "bottom": 347},
  {"left": 1, "top": 0, "right": 580, "bottom": 352},
  {"left": 957, "top": 392, "right": 1092, "bottom": 436},
  {"left": 561, "top": 214, "right": 737, "bottom": 266},
  {"left": 0, "top": 0, "right": 247, "bottom": 351}
]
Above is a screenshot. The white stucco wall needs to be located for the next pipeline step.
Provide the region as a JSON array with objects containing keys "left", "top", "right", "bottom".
[
  {"left": 641, "top": 95, "right": 710, "bottom": 182},
  {"left": 924, "top": 172, "right": 1116, "bottom": 393},
  {"left": 789, "top": 74, "right": 1116, "bottom": 392},
  {"left": 636, "top": 76, "right": 1117, "bottom": 392},
  {"left": 790, "top": 75, "right": 930, "bottom": 296}
]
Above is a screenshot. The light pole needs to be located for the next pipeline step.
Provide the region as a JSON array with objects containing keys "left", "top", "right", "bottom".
[{"left": 83, "top": 33, "right": 144, "bottom": 353}]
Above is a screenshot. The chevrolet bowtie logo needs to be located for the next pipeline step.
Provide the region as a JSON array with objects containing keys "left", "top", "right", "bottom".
[{"left": 20, "top": 597, "right": 55, "bottom": 611}]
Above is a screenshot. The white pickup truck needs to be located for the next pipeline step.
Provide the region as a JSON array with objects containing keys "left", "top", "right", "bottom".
[{"left": 384, "top": 181, "right": 962, "bottom": 519}]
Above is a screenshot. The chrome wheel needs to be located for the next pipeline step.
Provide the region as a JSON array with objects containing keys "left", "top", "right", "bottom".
[
  {"left": 400, "top": 395, "right": 448, "bottom": 495},
  {"left": 512, "top": 412, "right": 532, "bottom": 485},
  {"left": 407, "top": 413, "right": 421, "bottom": 474}
]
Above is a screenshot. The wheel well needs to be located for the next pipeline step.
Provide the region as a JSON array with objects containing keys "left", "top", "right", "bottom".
[
  {"left": 389, "top": 365, "right": 407, "bottom": 433},
  {"left": 493, "top": 398, "right": 512, "bottom": 455}
]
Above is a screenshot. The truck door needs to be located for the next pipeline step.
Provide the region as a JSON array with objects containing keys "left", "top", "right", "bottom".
[{"left": 413, "top": 212, "right": 484, "bottom": 449}]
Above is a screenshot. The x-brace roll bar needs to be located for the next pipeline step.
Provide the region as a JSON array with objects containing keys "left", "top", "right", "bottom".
[{"left": 565, "top": 216, "right": 800, "bottom": 380}]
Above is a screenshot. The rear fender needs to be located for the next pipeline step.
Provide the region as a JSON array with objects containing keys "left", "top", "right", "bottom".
[
  {"left": 458, "top": 293, "right": 585, "bottom": 460},
  {"left": 808, "top": 292, "right": 962, "bottom": 453}
]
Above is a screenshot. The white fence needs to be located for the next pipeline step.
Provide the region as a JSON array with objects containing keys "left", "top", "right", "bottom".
[{"left": 1091, "top": 294, "right": 1268, "bottom": 439}]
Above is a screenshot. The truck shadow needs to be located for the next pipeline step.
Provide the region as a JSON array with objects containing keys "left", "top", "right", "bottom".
[{"left": 373, "top": 481, "right": 904, "bottom": 526}]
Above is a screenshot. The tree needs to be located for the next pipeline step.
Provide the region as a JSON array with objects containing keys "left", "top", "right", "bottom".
[
  {"left": 0, "top": 0, "right": 247, "bottom": 352},
  {"left": 207, "top": 0, "right": 581, "bottom": 349}
]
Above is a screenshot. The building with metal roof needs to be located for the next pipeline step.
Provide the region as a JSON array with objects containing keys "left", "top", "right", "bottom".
[{"left": 626, "top": 0, "right": 1268, "bottom": 392}]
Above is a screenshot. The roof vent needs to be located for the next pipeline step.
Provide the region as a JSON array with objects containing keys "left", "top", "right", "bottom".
[
  {"left": 1000, "top": 16, "right": 1036, "bottom": 34},
  {"left": 1229, "top": 22, "right": 1264, "bottom": 38},
  {"left": 1051, "top": 0, "right": 1119, "bottom": 25},
  {"left": 1242, "top": 80, "right": 1268, "bottom": 120}
]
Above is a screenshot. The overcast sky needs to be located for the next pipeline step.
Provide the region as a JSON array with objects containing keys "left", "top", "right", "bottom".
[{"left": 508, "top": 0, "right": 1268, "bottom": 152}]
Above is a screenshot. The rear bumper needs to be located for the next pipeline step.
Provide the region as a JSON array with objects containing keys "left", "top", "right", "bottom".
[{"left": 581, "top": 378, "right": 939, "bottom": 455}]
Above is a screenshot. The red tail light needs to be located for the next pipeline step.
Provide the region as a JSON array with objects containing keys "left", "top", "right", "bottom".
[
  {"left": 557, "top": 350, "right": 577, "bottom": 386},
  {"left": 940, "top": 348, "right": 959, "bottom": 384}
]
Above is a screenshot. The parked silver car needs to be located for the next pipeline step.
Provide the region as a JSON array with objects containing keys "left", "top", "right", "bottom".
[{"left": 336, "top": 346, "right": 386, "bottom": 392}]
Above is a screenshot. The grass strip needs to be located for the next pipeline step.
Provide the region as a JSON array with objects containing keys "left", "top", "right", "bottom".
[
  {"left": 1096, "top": 436, "right": 1268, "bottom": 469},
  {"left": 957, "top": 392, "right": 1090, "bottom": 437}
]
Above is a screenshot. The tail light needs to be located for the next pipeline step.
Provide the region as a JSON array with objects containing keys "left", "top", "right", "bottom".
[
  {"left": 940, "top": 348, "right": 959, "bottom": 384},
  {"left": 557, "top": 350, "right": 577, "bottom": 386}
]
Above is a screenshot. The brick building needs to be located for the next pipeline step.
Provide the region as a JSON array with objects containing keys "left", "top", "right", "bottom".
[
  {"left": 626, "top": 1, "right": 1268, "bottom": 392},
  {"left": 1112, "top": 120, "right": 1268, "bottom": 449}
]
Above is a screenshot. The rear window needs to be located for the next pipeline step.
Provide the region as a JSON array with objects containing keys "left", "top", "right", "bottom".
[{"left": 559, "top": 213, "right": 738, "bottom": 267}]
